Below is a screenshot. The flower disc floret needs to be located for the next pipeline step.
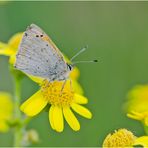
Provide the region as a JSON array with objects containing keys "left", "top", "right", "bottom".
[{"left": 41, "top": 80, "right": 74, "bottom": 106}]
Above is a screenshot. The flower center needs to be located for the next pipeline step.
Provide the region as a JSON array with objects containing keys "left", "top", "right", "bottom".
[
  {"left": 103, "top": 129, "right": 136, "bottom": 147},
  {"left": 41, "top": 80, "right": 74, "bottom": 107}
]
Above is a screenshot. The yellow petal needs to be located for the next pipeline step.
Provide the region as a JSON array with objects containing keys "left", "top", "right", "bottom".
[
  {"left": 8, "top": 33, "right": 23, "bottom": 49},
  {"left": 144, "top": 117, "right": 148, "bottom": 126},
  {"left": 50, "top": 106, "right": 63, "bottom": 132},
  {"left": 49, "top": 106, "right": 55, "bottom": 130},
  {"left": 0, "top": 47, "right": 15, "bottom": 56},
  {"left": 71, "top": 103, "right": 92, "bottom": 119},
  {"left": 0, "top": 121, "right": 9, "bottom": 133},
  {"left": 0, "top": 42, "right": 7, "bottom": 48},
  {"left": 9, "top": 54, "right": 16, "bottom": 65},
  {"left": 0, "top": 92, "right": 13, "bottom": 119},
  {"left": 127, "top": 113, "right": 142, "bottom": 120},
  {"left": 72, "top": 80, "right": 84, "bottom": 95},
  {"left": 70, "top": 67, "right": 80, "bottom": 80},
  {"left": 63, "top": 107, "right": 80, "bottom": 131},
  {"left": 20, "top": 90, "right": 47, "bottom": 116},
  {"left": 27, "top": 74, "right": 44, "bottom": 84},
  {"left": 127, "top": 111, "right": 144, "bottom": 121},
  {"left": 74, "top": 94, "right": 88, "bottom": 104},
  {"left": 133, "top": 136, "right": 148, "bottom": 147}
]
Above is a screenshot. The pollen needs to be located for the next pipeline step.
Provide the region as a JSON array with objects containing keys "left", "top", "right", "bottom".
[
  {"left": 41, "top": 80, "right": 74, "bottom": 107},
  {"left": 103, "top": 129, "right": 136, "bottom": 147}
]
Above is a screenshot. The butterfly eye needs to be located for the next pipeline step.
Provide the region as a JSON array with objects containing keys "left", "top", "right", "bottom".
[{"left": 67, "top": 64, "right": 73, "bottom": 71}]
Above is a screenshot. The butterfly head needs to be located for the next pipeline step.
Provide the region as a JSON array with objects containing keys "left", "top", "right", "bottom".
[{"left": 67, "top": 63, "right": 73, "bottom": 72}]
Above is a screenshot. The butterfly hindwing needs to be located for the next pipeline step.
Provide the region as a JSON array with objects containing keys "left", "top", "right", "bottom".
[{"left": 15, "top": 24, "right": 68, "bottom": 81}]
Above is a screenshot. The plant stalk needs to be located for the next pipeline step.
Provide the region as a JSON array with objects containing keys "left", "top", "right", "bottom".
[
  {"left": 143, "top": 124, "right": 148, "bottom": 135},
  {"left": 14, "top": 77, "right": 22, "bottom": 147}
]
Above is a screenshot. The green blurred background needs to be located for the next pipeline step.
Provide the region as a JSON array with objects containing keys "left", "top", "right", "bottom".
[{"left": 0, "top": 1, "right": 148, "bottom": 147}]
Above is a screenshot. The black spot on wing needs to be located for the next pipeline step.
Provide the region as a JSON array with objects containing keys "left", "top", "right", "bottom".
[
  {"left": 25, "top": 32, "right": 28, "bottom": 36},
  {"left": 36, "top": 34, "right": 43, "bottom": 38}
]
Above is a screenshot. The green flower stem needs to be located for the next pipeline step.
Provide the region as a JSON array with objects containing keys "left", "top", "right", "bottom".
[
  {"left": 10, "top": 67, "right": 32, "bottom": 147},
  {"left": 14, "top": 77, "right": 21, "bottom": 119},
  {"left": 143, "top": 124, "right": 148, "bottom": 135},
  {"left": 13, "top": 76, "right": 22, "bottom": 147},
  {"left": 23, "top": 116, "right": 31, "bottom": 127}
]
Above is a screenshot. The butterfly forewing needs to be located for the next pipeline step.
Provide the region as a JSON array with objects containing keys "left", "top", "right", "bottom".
[{"left": 15, "top": 24, "right": 68, "bottom": 81}]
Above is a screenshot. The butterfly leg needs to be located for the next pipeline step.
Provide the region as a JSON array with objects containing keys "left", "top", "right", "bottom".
[
  {"left": 42, "top": 79, "right": 50, "bottom": 89},
  {"left": 60, "top": 80, "right": 67, "bottom": 96},
  {"left": 70, "top": 79, "right": 73, "bottom": 92}
]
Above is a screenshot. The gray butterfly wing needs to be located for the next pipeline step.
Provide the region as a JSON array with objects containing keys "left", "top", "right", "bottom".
[{"left": 14, "top": 24, "right": 69, "bottom": 81}]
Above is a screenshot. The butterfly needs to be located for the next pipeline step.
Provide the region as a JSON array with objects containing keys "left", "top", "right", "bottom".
[
  {"left": 14, "top": 24, "right": 74, "bottom": 82},
  {"left": 14, "top": 24, "right": 97, "bottom": 85}
]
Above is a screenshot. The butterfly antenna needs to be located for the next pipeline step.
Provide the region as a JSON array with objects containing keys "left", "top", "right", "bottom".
[
  {"left": 72, "top": 59, "right": 98, "bottom": 65},
  {"left": 70, "top": 46, "right": 88, "bottom": 61}
]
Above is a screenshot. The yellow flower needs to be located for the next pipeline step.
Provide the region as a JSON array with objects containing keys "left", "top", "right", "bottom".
[
  {"left": 0, "top": 33, "right": 83, "bottom": 94},
  {"left": 0, "top": 92, "right": 13, "bottom": 132},
  {"left": 133, "top": 136, "right": 148, "bottom": 147},
  {"left": 0, "top": 33, "right": 23, "bottom": 64},
  {"left": 102, "top": 128, "right": 148, "bottom": 148},
  {"left": 20, "top": 79, "right": 92, "bottom": 132},
  {"left": 125, "top": 85, "right": 148, "bottom": 125},
  {"left": 102, "top": 129, "right": 136, "bottom": 147},
  {"left": 127, "top": 111, "right": 148, "bottom": 126}
]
